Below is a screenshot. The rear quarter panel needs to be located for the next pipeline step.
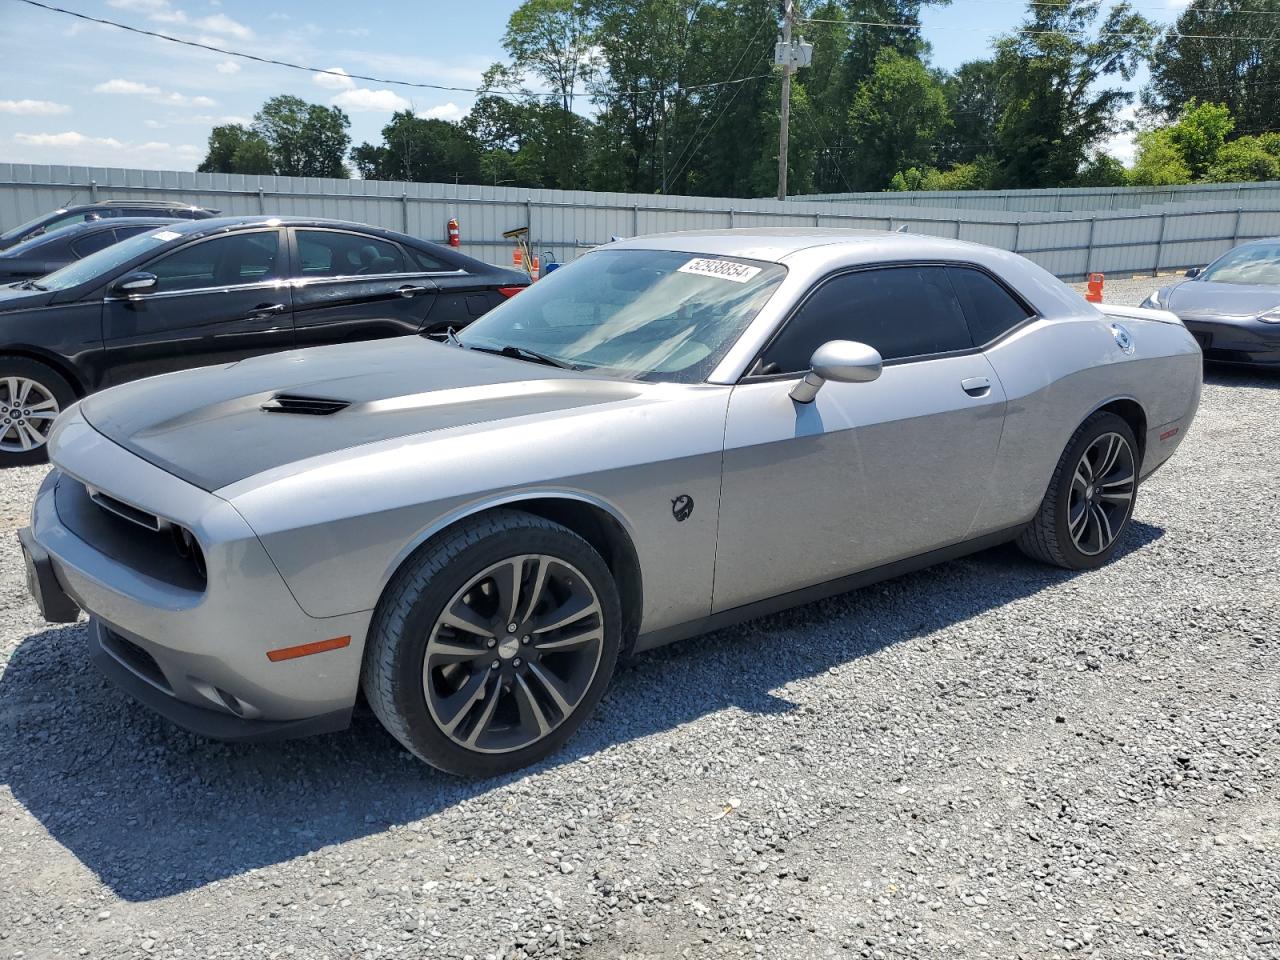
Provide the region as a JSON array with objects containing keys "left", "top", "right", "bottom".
[{"left": 975, "top": 310, "right": 1201, "bottom": 534}]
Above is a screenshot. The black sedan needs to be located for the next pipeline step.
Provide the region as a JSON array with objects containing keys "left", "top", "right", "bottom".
[
  {"left": 0, "top": 216, "right": 528, "bottom": 464},
  {"left": 1141, "top": 237, "right": 1280, "bottom": 368},
  {"left": 0, "top": 199, "right": 218, "bottom": 251},
  {"left": 0, "top": 217, "right": 179, "bottom": 284}
]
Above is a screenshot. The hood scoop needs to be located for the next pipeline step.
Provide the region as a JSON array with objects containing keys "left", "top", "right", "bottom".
[{"left": 261, "top": 393, "right": 351, "bottom": 416}]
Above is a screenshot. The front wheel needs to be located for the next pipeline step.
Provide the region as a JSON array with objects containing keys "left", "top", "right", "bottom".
[
  {"left": 362, "top": 510, "right": 621, "bottom": 776},
  {"left": 1017, "top": 412, "right": 1139, "bottom": 570},
  {"left": 0, "top": 357, "right": 76, "bottom": 466}
]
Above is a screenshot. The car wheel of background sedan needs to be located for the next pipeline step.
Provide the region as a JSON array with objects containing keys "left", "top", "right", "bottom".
[
  {"left": 362, "top": 509, "right": 622, "bottom": 776},
  {"left": 1017, "top": 411, "right": 1139, "bottom": 571},
  {"left": 0, "top": 357, "right": 76, "bottom": 467}
]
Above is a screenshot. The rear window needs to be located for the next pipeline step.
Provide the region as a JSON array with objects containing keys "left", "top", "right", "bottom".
[
  {"left": 948, "top": 267, "right": 1035, "bottom": 345},
  {"left": 297, "top": 230, "right": 407, "bottom": 277}
]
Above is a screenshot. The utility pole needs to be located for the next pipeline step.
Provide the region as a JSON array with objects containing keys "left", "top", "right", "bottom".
[{"left": 776, "top": 0, "right": 794, "bottom": 201}]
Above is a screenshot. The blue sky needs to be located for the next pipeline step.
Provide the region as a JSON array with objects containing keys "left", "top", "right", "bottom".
[{"left": 0, "top": 0, "right": 1188, "bottom": 174}]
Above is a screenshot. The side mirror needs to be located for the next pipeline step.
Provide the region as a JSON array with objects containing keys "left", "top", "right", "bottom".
[
  {"left": 1184, "top": 267, "right": 1201, "bottom": 279},
  {"left": 790, "top": 340, "right": 883, "bottom": 403},
  {"left": 112, "top": 271, "right": 157, "bottom": 297}
]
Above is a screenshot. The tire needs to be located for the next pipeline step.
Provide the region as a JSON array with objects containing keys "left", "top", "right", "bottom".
[
  {"left": 1017, "top": 411, "right": 1140, "bottom": 570},
  {"left": 362, "top": 509, "right": 622, "bottom": 776},
  {"left": 0, "top": 356, "right": 77, "bottom": 467}
]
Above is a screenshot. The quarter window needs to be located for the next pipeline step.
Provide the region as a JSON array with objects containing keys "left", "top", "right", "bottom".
[
  {"left": 296, "top": 230, "right": 407, "bottom": 278},
  {"left": 146, "top": 232, "right": 281, "bottom": 293},
  {"left": 947, "top": 266, "right": 1034, "bottom": 345},
  {"left": 759, "top": 265, "right": 972, "bottom": 374}
]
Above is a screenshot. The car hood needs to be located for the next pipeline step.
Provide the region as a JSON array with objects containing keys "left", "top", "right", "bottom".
[
  {"left": 0, "top": 283, "right": 54, "bottom": 311},
  {"left": 78, "top": 336, "right": 649, "bottom": 491},
  {"left": 1166, "top": 280, "right": 1280, "bottom": 320}
]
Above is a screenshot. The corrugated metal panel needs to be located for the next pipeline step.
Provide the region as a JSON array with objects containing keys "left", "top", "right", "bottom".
[{"left": 3, "top": 163, "right": 1280, "bottom": 280}]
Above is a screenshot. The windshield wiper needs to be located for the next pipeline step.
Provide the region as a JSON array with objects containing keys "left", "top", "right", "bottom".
[
  {"left": 19, "top": 280, "right": 47, "bottom": 291},
  {"left": 470, "top": 343, "right": 578, "bottom": 371}
]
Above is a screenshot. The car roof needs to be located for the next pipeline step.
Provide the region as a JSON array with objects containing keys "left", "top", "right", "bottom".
[
  {"left": 158, "top": 215, "right": 438, "bottom": 242},
  {"left": 607, "top": 227, "right": 997, "bottom": 264}
]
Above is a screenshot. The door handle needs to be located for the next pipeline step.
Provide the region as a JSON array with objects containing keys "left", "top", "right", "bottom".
[
  {"left": 242, "top": 302, "right": 287, "bottom": 324},
  {"left": 961, "top": 376, "right": 991, "bottom": 397},
  {"left": 397, "top": 284, "right": 430, "bottom": 298}
]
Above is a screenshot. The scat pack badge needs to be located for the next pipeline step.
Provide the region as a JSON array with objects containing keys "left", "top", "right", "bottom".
[{"left": 671, "top": 494, "right": 694, "bottom": 522}]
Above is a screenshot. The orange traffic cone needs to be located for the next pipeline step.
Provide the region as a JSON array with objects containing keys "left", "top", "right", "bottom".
[{"left": 1085, "top": 273, "right": 1104, "bottom": 303}]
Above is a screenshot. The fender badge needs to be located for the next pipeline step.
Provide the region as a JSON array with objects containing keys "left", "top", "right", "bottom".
[
  {"left": 1111, "top": 323, "right": 1135, "bottom": 355},
  {"left": 671, "top": 494, "right": 694, "bottom": 522}
]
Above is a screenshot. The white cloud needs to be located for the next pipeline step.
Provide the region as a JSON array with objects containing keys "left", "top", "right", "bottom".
[
  {"left": 104, "top": 0, "right": 251, "bottom": 37},
  {"left": 0, "top": 99, "right": 71, "bottom": 116},
  {"left": 194, "top": 13, "right": 251, "bottom": 39},
  {"left": 95, "top": 78, "right": 161, "bottom": 96},
  {"left": 9, "top": 130, "right": 203, "bottom": 169},
  {"left": 422, "top": 102, "right": 464, "bottom": 122},
  {"left": 313, "top": 66, "right": 356, "bottom": 91},
  {"left": 267, "top": 11, "right": 290, "bottom": 19},
  {"left": 144, "top": 119, "right": 165, "bottom": 128},
  {"left": 337, "top": 27, "right": 371, "bottom": 37},
  {"left": 331, "top": 88, "right": 412, "bottom": 113},
  {"left": 340, "top": 51, "right": 488, "bottom": 89},
  {"left": 215, "top": 60, "right": 240, "bottom": 75},
  {"left": 94, "top": 78, "right": 216, "bottom": 108},
  {"left": 15, "top": 131, "right": 123, "bottom": 149}
]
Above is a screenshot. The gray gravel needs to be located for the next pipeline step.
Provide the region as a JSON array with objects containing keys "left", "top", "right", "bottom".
[{"left": 1, "top": 283, "right": 1277, "bottom": 960}]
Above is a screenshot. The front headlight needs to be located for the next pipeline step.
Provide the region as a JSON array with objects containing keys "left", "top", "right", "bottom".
[
  {"left": 1259, "top": 307, "right": 1280, "bottom": 324},
  {"left": 1140, "top": 289, "right": 1163, "bottom": 310}
]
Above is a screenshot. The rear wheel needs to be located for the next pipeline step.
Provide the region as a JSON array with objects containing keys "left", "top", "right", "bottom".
[
  {"left": 0, "top": 357, "right": 76, "bottom": 466},
  {"left": 1017, "top": 411, "right": 1139, "bottom": 570},
  {"left": 362, "top": 510, "right": 621, "bottom": 776}
]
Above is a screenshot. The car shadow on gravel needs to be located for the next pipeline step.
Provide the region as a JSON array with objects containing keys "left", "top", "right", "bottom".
[
  {"left": 1204, "top": 363, "right": 1280, "bottom": 387},
  {"left": 0, "top": 521, "right": 1164, "bottom": 902}
]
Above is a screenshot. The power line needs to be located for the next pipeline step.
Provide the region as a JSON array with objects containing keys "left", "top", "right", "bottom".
[
  {"left": 949, "top": 0, "right": 1280, "bottom": 17},
  {"left": 9, "top": 0, "right": 771, "bottom": 101}
]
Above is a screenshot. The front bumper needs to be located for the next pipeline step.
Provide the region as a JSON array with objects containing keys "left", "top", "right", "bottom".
[
  {"left": 1180, "top": 316, "right": 1280, "bottom": 367},
  {"left": 25, "top": 409, "right": 371, "bottom": 740}
]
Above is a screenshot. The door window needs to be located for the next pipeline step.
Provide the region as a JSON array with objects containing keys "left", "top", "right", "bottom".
[
  {"left": 146, "top": 232, "right": 280, "bottom": 293},
  {"left": 295, "top": 230, "right": 407, "bottom": 278},
  {"left": 947, "top": 266, "right": 1035, "bottom": 345},
  {"left": 759, "top": 265, "right": 972, "bottom": 374},
  {"left": 70, "top": 230, "right": 118, "bottom": 258}
]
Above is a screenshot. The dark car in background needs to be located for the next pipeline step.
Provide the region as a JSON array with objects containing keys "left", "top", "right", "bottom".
[
  {"left": 0, "top": 200, "right": 218, "bottom": 251},
  {"left": 1141, "top": 237, "right": 1280, "bottom": 368},
  {"left": 0, "top": 215, "right": 528, "bottom": 464},
  {"left": 0, "top": 218, "right": 179, "bottom": 284}
]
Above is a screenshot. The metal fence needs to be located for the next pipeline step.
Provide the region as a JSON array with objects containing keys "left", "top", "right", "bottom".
[
  {"left": 3, "top": 162, "right": 1278, "bottom": 280},
  {"left": 791, "top": 181, "right": 1280, "bottom": 213}
]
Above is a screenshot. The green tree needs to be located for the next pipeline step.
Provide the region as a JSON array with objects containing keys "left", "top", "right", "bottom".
[
  {"left": 1144, "top": 0, "right": 1280, "bottom": 139},
  {"left": 350, "top": 112, "right": 484, "bottom": 184},
  {"left": 1127, "top": 128, "right": 1191, "bottom": 185},
  {"left": 940, "top": 60, "right": 999, "bottom": 167},
  {"left": 993, "top": 0, "right": 1155, "bottom": 188},
  {"left": 253, "top": 95, "right": 351, "bottom": 179},
  {"left": 1206, "top": 134, "right": 1280, "bottom": 183},
  {"left": 502, "top": 0, "right": 596, "bottom": 187},
  {"left": 196, "top": 123, "right": 273, "bottom": 175},
  {"left": 846, "top": 49, "right": 951, "bottom": 190},
  {"left": 1073, "top": 151, "right": 1127, "bottom": 186},
  {"left": 1166, "top": 100, "right": 1233, "bottom": 180}
]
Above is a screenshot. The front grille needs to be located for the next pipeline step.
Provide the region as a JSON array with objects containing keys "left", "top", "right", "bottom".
[{"left": 56, "top": 476, "right": 207, "bottom": 592}]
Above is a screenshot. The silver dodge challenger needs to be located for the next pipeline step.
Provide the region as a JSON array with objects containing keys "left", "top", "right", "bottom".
[{"left": 20, "top": 229, "right": 1203, "bottom": 776}]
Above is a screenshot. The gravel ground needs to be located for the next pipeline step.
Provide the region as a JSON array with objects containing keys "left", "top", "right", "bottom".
[{"left": 1, "top": 283, "right": 1277, "bottom": 960}]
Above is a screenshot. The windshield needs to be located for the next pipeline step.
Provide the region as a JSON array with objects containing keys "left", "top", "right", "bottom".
[
  {"left": 0, "top": 211, "right": 61, "bottom": 242},
  {"left": 2, "top": 223, "right": 83, "bottom": 256},
  {"left": 458, "top": 248, "right": 786, "bottom": 383},
  {"left": 1199, "top": 242, "right": 1280, "bottom": 286},
  {"left": 35, "top": 226, "right": 182, "bottom": 291}
]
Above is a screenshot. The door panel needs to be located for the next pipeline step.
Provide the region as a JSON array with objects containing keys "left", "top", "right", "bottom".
[
  {"left": 102, "top": 230, "right": 294, "bottom": 384},
  {"left": 289, "top": 228, "right": 439, "bottom": 347},
  {"left": 714, "top": 353, "right": 1007, "bottom": 614}
]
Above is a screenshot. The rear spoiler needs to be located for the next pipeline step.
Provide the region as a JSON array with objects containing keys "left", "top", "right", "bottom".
[{"left": 1096, "top": 303, "right": 1183, "bottom": 327}]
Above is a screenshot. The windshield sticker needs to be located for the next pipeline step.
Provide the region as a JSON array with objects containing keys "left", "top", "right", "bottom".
[
  {"left": 677, "top": 258, "right": 762, "bottom": 283},
  {"left": 151, "top": 230, "right": 182, "bottom": 241}
]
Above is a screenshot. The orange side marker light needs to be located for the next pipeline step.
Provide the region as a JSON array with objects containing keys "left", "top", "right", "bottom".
[{"left": 266, "top": 635, "right": 351, "bottom": 662}]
